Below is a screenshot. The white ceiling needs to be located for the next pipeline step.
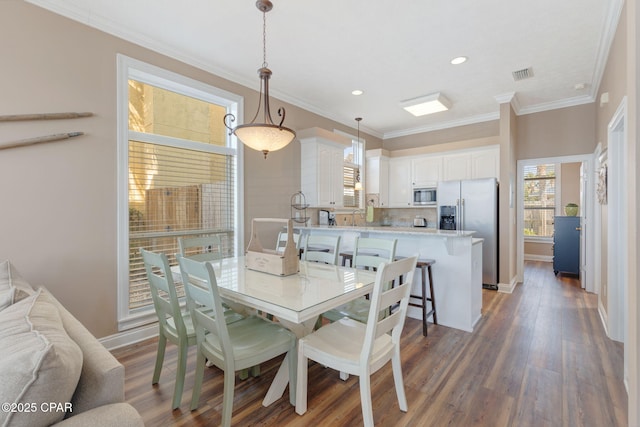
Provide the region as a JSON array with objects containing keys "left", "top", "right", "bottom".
[{"left": 26, "top": 0, "right": 623, "bottom": 139}]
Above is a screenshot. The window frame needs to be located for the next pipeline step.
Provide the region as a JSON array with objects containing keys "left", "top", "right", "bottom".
[
  {"left": 337, "top": 129, "right": 365, "bottom": 209},
  {"left": 523, "top": 163, "right": 562, "bottom": 242},
  {"left": 116, "top": 54, "right": 245, "bottom": 331}
]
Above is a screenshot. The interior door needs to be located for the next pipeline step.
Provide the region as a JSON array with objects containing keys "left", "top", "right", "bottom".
[{"left": 579, "top": 162, "right": 586, "bottom": 288}]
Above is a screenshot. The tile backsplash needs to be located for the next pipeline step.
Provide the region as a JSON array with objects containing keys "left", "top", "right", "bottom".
[{"left": 307, "top": 207, "right": 438, "bottom": 228}]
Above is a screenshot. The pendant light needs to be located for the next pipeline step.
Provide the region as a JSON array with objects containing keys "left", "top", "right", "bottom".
[
  {"left": 354, "top": 117, "right": 363, "bottom": 191},
  {"left": 223, "top": 0, "right": 295, "bottom": 159}
]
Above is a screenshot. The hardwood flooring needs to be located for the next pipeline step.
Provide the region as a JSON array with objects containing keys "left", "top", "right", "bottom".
[{"left": 112, "top": 261, "right": 627, "bottom": 426}]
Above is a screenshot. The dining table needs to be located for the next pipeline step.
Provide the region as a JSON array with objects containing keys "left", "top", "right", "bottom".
[{"left": 171, "top": 255, "right": 378, "bottom": 407}]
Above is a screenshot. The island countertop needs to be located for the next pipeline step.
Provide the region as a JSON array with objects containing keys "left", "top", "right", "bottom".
[
  {"left": 298, "top": 225, "right": 476, "bottom": 237},
  {"left": 295, "top": 224, "right": 483, "bottom": 333}
]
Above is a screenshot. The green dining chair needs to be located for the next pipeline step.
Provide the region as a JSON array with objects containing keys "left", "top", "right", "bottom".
[
  {"left": 322, "top": 236, "right": 397, "bottom": 324},
  {"left": 177, "top": 255, "right": 297, "bottom": 426},
  {"left": 141, "top": 248, "right": 242, "bottom": 410},
  {"left": 178, "top": 235, "right": 224, "bottom": 262},
  {"left": 301, "top": 234, "right": 341, "bottom": 265}
]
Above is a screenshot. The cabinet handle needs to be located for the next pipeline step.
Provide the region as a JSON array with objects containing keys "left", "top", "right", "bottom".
[{"left": 576, "top": 227, "right": 582, "bottom": 231}]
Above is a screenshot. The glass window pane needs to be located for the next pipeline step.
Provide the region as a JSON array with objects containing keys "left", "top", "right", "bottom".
[{"left": 128, "top": 80, "right": 228, "bottom": 146}]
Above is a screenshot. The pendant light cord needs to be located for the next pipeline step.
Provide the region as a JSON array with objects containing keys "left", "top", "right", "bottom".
[{"left": 262, "top": 10, "right": 268, "bottom": 68}]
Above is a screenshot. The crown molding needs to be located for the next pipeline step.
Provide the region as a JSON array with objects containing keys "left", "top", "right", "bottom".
[{"left": 382, "top": 112, "right": 500, "bottom": 139}]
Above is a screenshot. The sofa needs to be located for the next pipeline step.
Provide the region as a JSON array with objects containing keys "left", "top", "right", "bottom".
[{"left": 0, "top": 260, "right": 144, "bottom": 427}]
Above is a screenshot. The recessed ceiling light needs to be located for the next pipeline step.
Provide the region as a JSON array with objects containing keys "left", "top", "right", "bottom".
[
  {"left": 352, "top": 90, "right": 363, "bottom": 96},
  {"left": 400, "top": 93, "right": 451, "bottom": 117},
  {"left": 574, "top": 83, "right": 586, "bottom": 90},
  {"left": 450, "top": 56, "right": 467, "bottom": 65}
]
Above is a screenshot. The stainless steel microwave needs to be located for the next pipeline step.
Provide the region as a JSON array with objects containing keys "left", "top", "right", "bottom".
[{"left": 413, "top": 187, "right": 437, "bottom": 205}]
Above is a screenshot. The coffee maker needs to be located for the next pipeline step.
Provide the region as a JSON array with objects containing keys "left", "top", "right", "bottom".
[{"left": 439, "top": 205, "right": 457, "bottom": 230}]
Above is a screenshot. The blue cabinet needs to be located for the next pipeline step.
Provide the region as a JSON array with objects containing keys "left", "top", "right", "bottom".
[{"left": 553, "top": 216, "right": 580, "bottom": 275}]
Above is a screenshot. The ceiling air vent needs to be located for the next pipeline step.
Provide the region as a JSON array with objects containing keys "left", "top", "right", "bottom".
[{"left": 512, "top": 67, "right": 534, "bottom": 81}]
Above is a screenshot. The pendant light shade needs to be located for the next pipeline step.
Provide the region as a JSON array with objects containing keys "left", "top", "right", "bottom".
[{"left": 223, "top": 0, "right": 295, "bottom": 159}]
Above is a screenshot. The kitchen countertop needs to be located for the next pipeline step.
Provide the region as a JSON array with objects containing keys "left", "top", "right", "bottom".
[{"left": 298, "top": 225, "right": 476, "bottom": 237}]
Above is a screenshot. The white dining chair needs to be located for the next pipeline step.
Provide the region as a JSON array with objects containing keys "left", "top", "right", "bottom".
[
  {"left": 276, "top": 231, "right": 300, "bottom": 254},
  {"left": 177, "top": 255, "right": 297, "bottom": 426},
  {"left": 178, "top": 235, "right": 224, "bottom": 262},
  {"left": 301, "top": 234, "right": 341, "bottom": 265},
  {"left": 295, "top": 255, "right": 418, "bottom": 427},
  {"left": 323, "top": 237, "right": 397, "bottom": 324}
]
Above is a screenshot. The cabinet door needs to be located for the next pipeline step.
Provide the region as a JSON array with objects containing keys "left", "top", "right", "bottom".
[
  {"left": 330, "top": 148, "right": 344, "bottom": 208},
  {"left": 412, "top": 156, "right": 442, "bottom": 187},
  {"left": 317, "top": 145, "right": 335, "bottom": 206},
  {"left": 366, "top": 155, "right": 389, "bottom": 207},
  {"left": 388, "top": 158, "right": 412, "bottom": 207},
  {"left": 471, "top": 147, "right": 499, "bottom": 180},
  {"left": 443, "top": 153, "right": 472, "bottom": 181},
  {"left": 553, "top": 216, "right": 580, "bottom": 274}
]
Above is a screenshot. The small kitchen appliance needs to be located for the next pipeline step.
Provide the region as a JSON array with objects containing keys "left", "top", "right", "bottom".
[
  {"left": 413, "top": 216, "right": 427, "bottom": 227},
  {"left": 413, "top": 187, "right": 437, "bottom": 206}
]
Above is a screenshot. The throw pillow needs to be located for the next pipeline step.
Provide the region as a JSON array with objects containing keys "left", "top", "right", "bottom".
[
  {"left": 0, "top": 289, "right": 83, "bottom": 427},
  {"left": 0, "top": 260, "right": 35, "bottom": 311}
]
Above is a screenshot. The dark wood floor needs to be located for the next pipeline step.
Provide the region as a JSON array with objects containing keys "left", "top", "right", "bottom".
[{"left": 112, "top": 261, "right": 627, "bottom": 426}]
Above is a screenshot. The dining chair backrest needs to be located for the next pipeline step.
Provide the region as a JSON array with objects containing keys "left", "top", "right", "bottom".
[
  {"left": 178, "top": 235, "right": 223, "bottom": 262},
  {"left": 362, "top": 255, "right": 417, "bottom": 363},
  {"left": 302, "top": 234, "right": 341, "bottom": 265},
  {"left": 276, "top": 232, "right": 300, "bottom": 254},
  {"left": 177, "top": 255, "right": 234, "bottom": 361},
  {"left": 353, "top": 237, "right": 397, "bottom": 271},
  {"left": 140, "top": 249, "right": 187, "bottom": 340}
]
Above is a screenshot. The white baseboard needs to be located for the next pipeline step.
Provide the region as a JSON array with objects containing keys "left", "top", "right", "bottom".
[
  {"left": 498, "top": 275, "right": 519, "bottom": 294},
  {"left": 99, "top": 323, "right": 159, "bottom": 351},
  {"left": 524, "top": 254, "right": 553, "bottom": 262},
  {"left": 598, "top": 297, "right": 609, "bottom": 337}
]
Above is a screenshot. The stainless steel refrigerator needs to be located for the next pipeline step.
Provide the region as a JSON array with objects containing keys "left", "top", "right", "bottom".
[{"left": 437, "top": 177, "right": 499, "bottom": 289}]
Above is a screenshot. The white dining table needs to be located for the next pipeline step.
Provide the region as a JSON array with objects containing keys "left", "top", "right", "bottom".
[{"left": 171, "top": 256, "right": 377, "bottom": 406}]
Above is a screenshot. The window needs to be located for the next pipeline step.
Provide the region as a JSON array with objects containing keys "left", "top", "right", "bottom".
[
  {"left": 523, "top": 163, "right": 556, "bottom": 238},
  {"left": 343, "top": 137, "right": 363, "bottom": 208},
  {"left": 117, "top": 55, "right": 243, "bottom": 330}
]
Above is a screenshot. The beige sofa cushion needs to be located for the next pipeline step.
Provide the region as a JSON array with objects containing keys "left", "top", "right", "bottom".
[
  {"left": 0, "top": 289, "right": 83, "bottom": 427},
  {"left": 0, "top": 260, "right": 35, "bottom": 311}
]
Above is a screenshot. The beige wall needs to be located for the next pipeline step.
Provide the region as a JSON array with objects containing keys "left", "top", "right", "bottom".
[
  {"left": 561, "top": 162, "right": 582, "bottom": 208},
  {"left": 0, "top": 2, "right": 379, "bottom": 337},
  {"left": 383, "top": 120, "right": 499, "bottom": 151},
  {"left": 516, "top": 103, "right": 597, "bottom": 160}
]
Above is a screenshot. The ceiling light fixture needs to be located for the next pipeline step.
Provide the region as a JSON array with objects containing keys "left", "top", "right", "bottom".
[
  {"left": 223, "top": 0, "right": 295, "bottom": 159},
  {"left": 400, "top": 93, "right": 451, "bottom": 117},
  {"left": 450, "top": 56, "right": 467, "bottom": 65},
  {"left": 354, "top": 117, "right": 363, "bottom": 191},
  {"left": 352, "top": 90, "right": 364, "bottom": 96}
]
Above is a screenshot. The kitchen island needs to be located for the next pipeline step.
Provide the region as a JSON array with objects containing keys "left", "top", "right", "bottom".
[{"left": 297, "top": 225, "right": 483, "bottom": 332}]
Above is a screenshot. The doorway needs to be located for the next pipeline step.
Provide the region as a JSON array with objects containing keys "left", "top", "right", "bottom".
[{"left": 516, "top": 154, "right": 595, "bottom": 292}]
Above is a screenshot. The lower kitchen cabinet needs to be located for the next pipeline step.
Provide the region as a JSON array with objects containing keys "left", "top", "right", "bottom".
[{"left": 553, "top": 216, "right": 580, "bottom": 275}]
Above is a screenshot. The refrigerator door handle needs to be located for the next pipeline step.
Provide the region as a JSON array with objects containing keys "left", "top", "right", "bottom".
[{"left": 460, "top": 198, "right": 465, "bottom": 230}]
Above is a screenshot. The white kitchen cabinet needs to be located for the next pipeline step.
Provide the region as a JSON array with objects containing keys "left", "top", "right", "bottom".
[
  {"left": 299, "top": 128, "right": 351, "bottom": 208},
  {"left": 412, "top": 156, "right": 442, "bottom": 187},
  {"left": 443, "top": 146, "right": 500, "bottom": 182},
  {"left": 365, "top": 149, "right": 389, "bottom": 207},
  {"left": 442, "top": 152, "right": 473, "bottom": 181},
  {"left": 388, "top": 157, "right": 413, "bottom": 207},
  {"left": 471, "top": 146, "right": 500, "bottom": 181}
]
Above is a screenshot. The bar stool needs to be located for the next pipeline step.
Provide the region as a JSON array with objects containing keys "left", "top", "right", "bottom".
[
  {"left": 395, "top": 257, "right": 437, "bottom": 336},
  {"left": 339, "top": 251, "right": 378, "bottom": 267}
]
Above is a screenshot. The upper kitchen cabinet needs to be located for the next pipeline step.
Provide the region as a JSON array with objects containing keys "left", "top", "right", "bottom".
[
  {"left": 388, "top": 157, "right": 413, "bottom": 207},
  {"left": 299, "top": 128, "right": 351, "bottom": 208},
  {"left": 471, "top": 146, "right": 500, "bottom": 181},
  {"left": 442, "top": 145, "right": 500, "bottom": 182},
  {"left": 412, "top": 156, "right": 442, "bottom": 187},
  {"left": 366, "top": 149, "right": 389, "bottom": 207}
]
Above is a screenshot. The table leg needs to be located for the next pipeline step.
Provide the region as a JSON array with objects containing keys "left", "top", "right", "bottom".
[{"left": 262, "top": 318, "right": 316, "bottom": 407}]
